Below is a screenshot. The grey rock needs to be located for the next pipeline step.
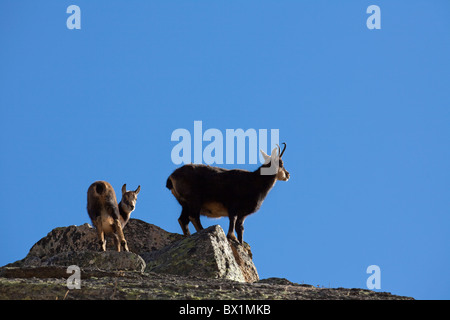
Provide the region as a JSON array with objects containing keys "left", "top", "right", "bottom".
[
  {"left": 44, "top": 251, "right": 146, "bottom": 272},
  {"left": 11, "top": 219, "right": 183, "bottom": 268},
  {"left": 0, "top": 220, "right": 415, "bottom": 300},
  {"left": 26, "top": 223, "right": 98, "bottom": 261},
  {"left": 7, "top": 219, "right": 258, "bottom": 283},
  {"left": 228, "top": 239, "right": 259, "bottom": 283},
  {"left": 122, "top": 219, "right": 184, "bottom": 254},
  {"left": 0, "top": 269, "right": 414, "bottom": 300},
  {"left": 143, "top": 225, "right": 257, "bottom": 283},
  {"left": 10, "top": 250, "right": 146, "bottom": 273},
  {"left": 23, "top": 219, "right": 183, "bottom": 260}
]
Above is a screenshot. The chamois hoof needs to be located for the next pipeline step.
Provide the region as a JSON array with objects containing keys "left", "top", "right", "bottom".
[
  {"left": 181, "top": 230, "right": 191, "bottom": 237},
  {"left": 121, "top": 241, "right": 129, "bottom": 252},
  {"left": 99, "top": 241, "right": 106, "bottom": 252},
  {"left": 227, "top": 233, "right": 238, "bottom": 242}
]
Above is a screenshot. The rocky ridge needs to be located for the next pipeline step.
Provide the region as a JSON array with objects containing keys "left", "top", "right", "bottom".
[{"left": 0, "top": 219, "right": 413, "bottom": 300}]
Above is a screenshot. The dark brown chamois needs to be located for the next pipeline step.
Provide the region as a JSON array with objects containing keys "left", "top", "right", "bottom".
[
  {"left": 87, "top": 181, "right": 140, "bottom": 252},
  {"left": 166, "top": 143, "right": 290, "bottom": 244}
]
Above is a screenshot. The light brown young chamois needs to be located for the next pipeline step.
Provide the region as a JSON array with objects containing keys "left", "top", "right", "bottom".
[
  {"left": 166, "top": 143, "right": 290, "bottom": 244},
  {"left": 87, "top": 181, "right": 140, "bottom": 252}
]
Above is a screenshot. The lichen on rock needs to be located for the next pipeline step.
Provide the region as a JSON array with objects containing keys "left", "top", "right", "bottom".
[
  {"left": 143, "top": 225, "right": 255, "bottom": 282},
  {"left": 5, "top": 219, "right": 258, "bottom": 283},
  {"left": 0, "top": 218, "right": 414, "bottom": 300}
]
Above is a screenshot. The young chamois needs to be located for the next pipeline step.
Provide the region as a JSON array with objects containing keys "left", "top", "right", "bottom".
[
  {"left": 166, "top": 143, "right": 290, "bottom": 244},
  {"left": 87, "top": 181, "right": 140, "bottom": 252}
]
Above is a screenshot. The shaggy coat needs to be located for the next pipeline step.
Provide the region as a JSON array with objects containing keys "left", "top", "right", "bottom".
[
  {"left": 166, "top": 144, "right": 289, "bottom": 244},
  {"left": 87, "top": 181, "right": 140, "bottom": 251}
]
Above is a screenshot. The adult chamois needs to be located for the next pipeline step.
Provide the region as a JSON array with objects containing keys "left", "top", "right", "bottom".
[
  {"left": 166, "top": 143, "right": 290, "bottom": 244},
  {"left": 87, "top": 181, "right": 140, "bottom": 252}
]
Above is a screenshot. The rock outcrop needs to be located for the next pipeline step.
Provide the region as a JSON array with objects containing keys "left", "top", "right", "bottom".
[
  {"left": 7, "top": 219, "right": 258, "bottom": 283},
  {"left": 0, "top": 219, "right": 413, "bottom": 300},
  {"left": 17, "top": 219, "right": 184, "bottom": 264},
  {"left": 143, "top": 225, "right": 258, "bottom": 282},
  {"left": 0, "top": 267, "right": 413, "bottom": 300}
]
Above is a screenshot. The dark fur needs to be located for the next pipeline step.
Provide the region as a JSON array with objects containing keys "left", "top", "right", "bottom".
[{"left": 166, "top": 150, "right": 289, "bottom": 244}]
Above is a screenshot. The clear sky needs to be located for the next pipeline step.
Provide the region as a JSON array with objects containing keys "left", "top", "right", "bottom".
[{"left": 1, "top": 1, "right": 449, "bottom": 300}]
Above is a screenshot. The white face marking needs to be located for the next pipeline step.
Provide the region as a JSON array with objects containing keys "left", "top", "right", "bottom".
[{"left": 121, "top": 191, "right": 138, "bottom": 213}]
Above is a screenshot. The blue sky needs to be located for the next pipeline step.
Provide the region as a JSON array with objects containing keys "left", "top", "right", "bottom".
[{"left": 1, "top": 1, "right": 449, "bottom": 299}]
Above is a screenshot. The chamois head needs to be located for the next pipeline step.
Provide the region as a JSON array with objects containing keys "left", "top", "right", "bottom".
[
  {"left": 260, "top": 142, "right": 290, "bottom": 181},
  {"left": 120, "top": 184, "right": 141, "bottom": 213}
]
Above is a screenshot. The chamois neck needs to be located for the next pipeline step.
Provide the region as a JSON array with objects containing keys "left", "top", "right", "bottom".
[
  {"left": 118, "top": 201, "right": 129, "bottom": 223},
  {"left": 253, "top": 165, "right": 278, "bottom": 194}
]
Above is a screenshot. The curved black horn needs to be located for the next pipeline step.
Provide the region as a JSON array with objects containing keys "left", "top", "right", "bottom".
[{"left": 280, "top": 142, "right": 287, "bottom": 157}]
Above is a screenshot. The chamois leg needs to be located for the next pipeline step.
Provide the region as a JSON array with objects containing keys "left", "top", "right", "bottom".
[
  {"left": 112, "top": 233, "right": 120, "bottom": 252},
  {"left": 189, "top": 208, "right": 204, "bottom": 232},
  {"left": 94, "top": 216, "right": 106, "bottom": 251},
  {"left": 236, "top": 216, "right": 246, "bottom": 245},
  {"left": 226, "top": 214, "right": 238, "bottom": 242},
  {"left": 178, "top": 207, "right": 191, "bottom": 236},
  {"left": 108, "top": 204, "right": 128, "bottom": 252},
  {"left": 113, "top": 219, "right": 129, "bottom": 252}
]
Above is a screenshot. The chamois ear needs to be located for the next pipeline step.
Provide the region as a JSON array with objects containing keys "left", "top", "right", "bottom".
[
  {"left": 135, "top": 185, "right": 141, "bottom": 194},
  {"left": 270, "top": 147, "right": 278, "bottom": 159},
  {"left": 122, "top": 184, "right": 127, "bottom": 195},
  {"left": 260, "top": 149, "right": 271, "bottom": 164}
]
